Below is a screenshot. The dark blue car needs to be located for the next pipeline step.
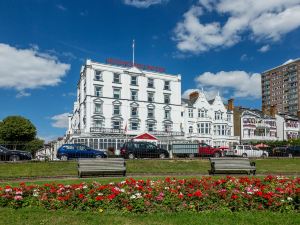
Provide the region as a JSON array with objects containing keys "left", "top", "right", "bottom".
[{"left": 57, "top": 144, "right": 107, "bottom": 160}]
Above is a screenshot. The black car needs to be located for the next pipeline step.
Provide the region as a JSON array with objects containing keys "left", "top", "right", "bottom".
[
  {"left": 269, "top": 146, "right": 289, "bottom": 157},
  {"left": 287, "top": 146, "right": 300, "bottom": 157},
  {"left": 120, "top": 141, "right": 169, "bottom": 159},
  {"left": 0, "top": 145, "right": 32, "bottom": 161}
]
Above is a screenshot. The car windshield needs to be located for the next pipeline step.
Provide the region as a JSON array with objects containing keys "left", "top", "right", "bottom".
[
  {"left": 0, "top": 146, "right": 8, "bottom": 151},
  {"left": 252, "top": 147, "right": 260, "bottom": 150}
]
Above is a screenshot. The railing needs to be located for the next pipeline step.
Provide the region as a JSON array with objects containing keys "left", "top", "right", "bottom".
[
  {"left": 90, "top": 127, "right": 125, "bottom": 134},
  {"left": 149, "top": 131, "right": 184, "bottom": 137}
]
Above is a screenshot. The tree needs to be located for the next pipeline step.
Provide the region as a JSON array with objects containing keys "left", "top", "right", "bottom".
[
  {"left": 0, "top": 116, "right": 36, "bottom": 143},
  {"left": 25, "top": 138, "right": 44, "bottom": 155}
]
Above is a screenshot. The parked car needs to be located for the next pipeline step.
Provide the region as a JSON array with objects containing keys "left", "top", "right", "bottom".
[
  {"left": 0, "top": 145, "right": 32, "bottom": 161},
  {"left": 172, "top": 143, "right": 225, "bottom": 158},
  {"left": 57, "top": 144, "right": 107, "bottom": 160},
  {"left": 268, "top": 146, "right": 289, "bottom": 157},
  {"left": 286, "top": 146, "right": 300, "bottom": 157},
  {"left": 120, "top": 141, "right": 169, "bottom": 159},
  {"left": 226, "top": 145, "right": 268, "bottom": 158},
  {"left": 198, "top": 143, "right": 224, "bottom": 157}
]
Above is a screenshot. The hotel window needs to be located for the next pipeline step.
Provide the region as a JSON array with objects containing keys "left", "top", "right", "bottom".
[
  {"left": 215, "top": 111, "right": 222, "bottom": 120},
  {"left": 164, "top": 94, "right": 170, "bottom": 104},
  {"left": 94, "top": 103, "right": 102, "bottom": 113},
  {"left": 113, "top": 105, "right": 120, "bottom": 115},
  {"left": 164, "top": 81, "right": 170, "bottom": 90},
  {"left": 113, "top": 73, "right": 120, "bottom": 83},
  {"left": 189, "top": 126, "right": 193, "bottom": 134},
  {"left": 131, "top": 122, "right": 138, "bottom": 131},
  {"left": 148, "top": 108, "right": 154, "bottom": 118},
  {"left": 131, "top": 76, "right": 137, "bottom": 85},
  {"left": 147, "top": 123, "right": 155, "bottom": 132},
  {"left": 131, "top": 107, "right": 138, "bottom": 117},
  {"left": 95, "top": 86, "right": 102, "bottom": 97},
  {"left": 148, "top": 78, "right": 154, "bottom": 88},
  {"left": 95, "top": 70, "right": 103, "bottom": 81},
  {"left": 188, "top": 109, "right": 193, "bottom": 118},
  {"left": 164, "top": 109, "right": 171, "bottom": 119},
  {"left": 164, "top": 124, "right": 172, "bottom": 132},
  {"left": 131, "top": 90, "right": 138, "bottom": 101},
  {"left": 148, "top": 92, "right": 154, "bottom": 102},
  {"left": 198, "top": 109, "right": 206, "bottom": 118},
  {"left": 113, "top": 88, "right": 121, "bottom": 99},
  {"left": 112, "top": 121, "right": 120, "bottom": 130},
  {"left": 93, "top": 120, "right": 103, "bottom": 128}
]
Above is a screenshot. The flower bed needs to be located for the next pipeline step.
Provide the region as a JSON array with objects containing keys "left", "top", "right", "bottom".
[{"left": 1, "top": 176, "right": 299, "bottom": 213}]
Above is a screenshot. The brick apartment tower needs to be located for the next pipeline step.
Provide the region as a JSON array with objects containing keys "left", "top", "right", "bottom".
[{"left": 261, "top": 58, "right": 300, "bottom": 117}]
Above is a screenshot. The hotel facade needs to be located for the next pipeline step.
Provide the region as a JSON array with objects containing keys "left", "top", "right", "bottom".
[{"left": 66, "top": 59, "right": 238, "bottom": 152}]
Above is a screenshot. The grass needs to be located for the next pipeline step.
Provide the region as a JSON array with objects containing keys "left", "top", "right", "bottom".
[
  {"left": 0, "top": 207, "right": 299, "bottom": 225},
  {"left": 0, "top": 158, "right": 300, "bottom": 179}
]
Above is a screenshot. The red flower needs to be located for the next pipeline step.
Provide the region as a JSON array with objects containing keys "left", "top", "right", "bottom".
[
  {"left": 108, "top": 194, "right": 116, "bottom": 201},
  {"left": 231, "top": 194, "right": 238, "bottom": 200},
  {"left": 194, "top": 190, "right": 203, "bottom": 198},
  {"left": 178, "top": 193, "right": 184, "bottom": 199},
  {"left": 95, "top": 196, "right": 104, "bottom": 201},
  {"left": 78, "top": 194, "right": 85, "bottom": 199}
]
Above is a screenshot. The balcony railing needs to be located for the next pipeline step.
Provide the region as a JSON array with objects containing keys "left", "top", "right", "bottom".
[
  {"left": 90, "top": 127, "right": 125, "bottom": 134},
  {"left": 149, "top": 131, "right": 184, "bottom": 137}
]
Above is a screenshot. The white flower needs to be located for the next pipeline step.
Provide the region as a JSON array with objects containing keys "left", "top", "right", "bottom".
[
  {"left": 130, "top": 195, "right": 136, "bottom": 199},
  {"left": 287, "top": 197, "right": 293, "bottom": 201}
]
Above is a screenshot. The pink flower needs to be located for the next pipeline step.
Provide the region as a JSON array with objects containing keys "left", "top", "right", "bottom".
[{"left": 14, "top": 195, "right": 23, "bottom": 201}]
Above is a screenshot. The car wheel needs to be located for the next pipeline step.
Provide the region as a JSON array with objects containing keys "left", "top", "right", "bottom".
[
  {"left": 262, "top": 153, "right": 267, "bottom": 158},
  {"left": 213, "top": 152, "right": 221, "bottom": 158},
  {"left": 9, "top": 155, "right": 20, "bottom": 162},
  {"left": 159, "top": 153, "right": 166, "bottom": 159},
  {"left": 61, "top": 155, "right": 68, "bottom": 161},
  {"left": 242, "top": 153, "right": 247, "bottom": 158},
  {"left": 95, "top": 155, "right": 103, "bottom": 159},
  {"left": 188, "top": 153, "right": 194, "bottom": 158},
  {"left": 128, "top": 153, "right": 135, "bottom": 160}
]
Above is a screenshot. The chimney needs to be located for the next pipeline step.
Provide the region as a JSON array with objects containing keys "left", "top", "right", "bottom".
[
  {"left": 262, "top": 105, "right": 266, "bottom": 115},
  {"left": 270, "top": 105, "right": 277, "bottom": 118},
  {"left": 297, "top": 111, "right": 300, "bottom": 119},
  {"left": 227, "top": 99, "right": 234, "bottom": 111},
  {"left": 189, "top": 91, "right": 199, "bottom": 102}
]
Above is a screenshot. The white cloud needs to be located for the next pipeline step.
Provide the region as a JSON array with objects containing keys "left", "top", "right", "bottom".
[
  {"left": 258, "top": 45, "right": 270, "bottom": 53},
  {"left": 51, "top": 113, "right": 70, "bottom": 128},
  {"left": 56, "top": 4, "right": 67, "bottom": 11},
  {"left": 174, "top": 0, "right": 300, "bottom": 53},
  {"left": 195, "top": 70, "right": 261, "bottom": 99},
  {"left": 16, "top": 91, "right": 31, "bottom": 98},
  {"left": 0, "top": 43, "right": 70, "bottom": 96},
  {"left": 123, "top": 0, "right": 169, "bottom": 8}
]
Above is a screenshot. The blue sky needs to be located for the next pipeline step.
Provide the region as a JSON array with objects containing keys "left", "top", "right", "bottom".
[{"left": 0, "top": 0, "right": 300, "bottom": 141}]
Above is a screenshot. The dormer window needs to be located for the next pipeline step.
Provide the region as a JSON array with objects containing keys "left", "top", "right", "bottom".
[
  {"left": 113, "top": 73, "right": 120, "bottom": 83},
  {"left": 95, "top": 70, "right": 103, "bottom": 81},
  {"left": 131, "top": 76, "right": 137, "bottom": 86},
  {"left": 148, "top": 78, "right": 154, "bottom": 88},
  {"left": 164, "top": 81, "right": 170, "bottom": 90}
]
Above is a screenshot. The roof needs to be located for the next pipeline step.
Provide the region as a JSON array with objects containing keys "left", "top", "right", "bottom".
[
  {"left": 133, "top": 133, "right": 158, "bottom": 140},
  {"left": 262, "top": 58, "right": 300, "bottom": 73}
]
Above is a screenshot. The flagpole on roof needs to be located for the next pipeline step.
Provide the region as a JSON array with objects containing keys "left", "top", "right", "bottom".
[{"left": 132, "top": 39, "right": 135, "bottom": 67}]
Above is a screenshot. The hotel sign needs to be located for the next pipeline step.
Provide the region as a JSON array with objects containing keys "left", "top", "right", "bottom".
[{"left": 106, "top": 58, "right": 166, "bottom": 73}]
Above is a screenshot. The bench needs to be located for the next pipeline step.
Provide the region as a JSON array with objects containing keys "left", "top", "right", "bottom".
[
  {"left": 78, "top": 158, "right": 126, "bottom": 178},
  {"left": 209, "top": 158, "right": 256, "bottom": 175}
]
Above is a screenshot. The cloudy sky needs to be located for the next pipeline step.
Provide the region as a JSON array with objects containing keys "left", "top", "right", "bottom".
[{"left": 1, "top": 0, "right": 300, "bottom": 141}]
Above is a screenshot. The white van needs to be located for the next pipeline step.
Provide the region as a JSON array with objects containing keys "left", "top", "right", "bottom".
[{"left": 226, "top": 145, "right": 268, "bottom": 158}]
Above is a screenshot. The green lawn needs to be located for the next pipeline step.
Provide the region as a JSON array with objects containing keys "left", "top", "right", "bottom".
[
  {"left": 0, "top": 158, "right": 299, "bottom": 179},
  {"left": 0, "top": 207, "right": 299, "bottom": 225}
]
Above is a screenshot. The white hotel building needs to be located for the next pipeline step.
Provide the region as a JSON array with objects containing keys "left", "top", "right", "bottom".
[{"left": 67, "top": 59, "right": 238, "bottom": 152}]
